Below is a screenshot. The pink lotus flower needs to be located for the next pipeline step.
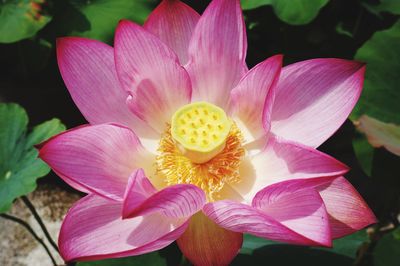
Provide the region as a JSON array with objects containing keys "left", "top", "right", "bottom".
[{"left": 39, "top": 0, "right": 376, "bottom": 265}]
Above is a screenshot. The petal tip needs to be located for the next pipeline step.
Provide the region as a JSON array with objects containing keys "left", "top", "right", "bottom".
[
  {"left": 272, "top": 54, "right": 284, "bottom": 62},
  {"left": 117, "top": 19, "right": 139, "bottom": 29}
]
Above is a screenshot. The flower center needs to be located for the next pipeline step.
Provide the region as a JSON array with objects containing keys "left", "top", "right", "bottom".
[
  {"left": 156, "top": 102, "right": 245, "bottom": 201},
  {"left": 171, "top": 102, "right": 232, "bottom": 163}
]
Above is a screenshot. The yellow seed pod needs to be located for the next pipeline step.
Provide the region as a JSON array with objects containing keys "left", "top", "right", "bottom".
[{"left": 171, "top": 102, "right": 232, "bottom": 163}]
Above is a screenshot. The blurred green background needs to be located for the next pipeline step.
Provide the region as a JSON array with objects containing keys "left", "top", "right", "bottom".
[{"left": 0, "top": 0, "right": 399, "bottom": 265}]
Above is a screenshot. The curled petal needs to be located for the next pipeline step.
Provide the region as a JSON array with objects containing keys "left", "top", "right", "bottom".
[
  {"left": 271, "top": 59, "right": 365, "bottom": 147},
  {"left": 186, "top": 0, "right": 247, "bottom": 108},
  {"left": 114, "top": 20, "right": 191, "bottom": 132},
  {"left": 256, "top": 176, "right": 377, "bottom": 238},
  {"left": 122, "top": 168, "right": 157, "bottom": 218},
  {"left": 253, "top": 180, "right": 331, "bottom": 246},
  {"left": 38, "top": 124, "right": 154, "bottom": 201},
  {"left": 123, "top": 169, "right": 206, "bottom": 219},
  {"left": 203, "top": 201, "right": 329, "bottom": 246},
  {"left": 144, "top": 0, "right": 200, "bottom": 64},
  {"left": 177, "top": 212, "right": 243, "bottom": 266},
  {"left": 305, "top": 176, "right": 377, "bottom": 238},
  {"left": 230, "top": 55, "right": 282, "bottom": 141},
  {"left": 59, "top": 195, "right": 188, "bottom": 262}
]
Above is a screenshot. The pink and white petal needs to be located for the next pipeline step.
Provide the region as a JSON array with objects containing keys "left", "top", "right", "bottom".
[
  {"left": 186, "top": 0, "right": 247, "bottom": 108},
  {"left": 271, "top": 59, "right": 365, "bottom": 147},
  {"left": 177, "top": 212, "right": 243, "bottom": 266},
  {"left": 233, "top": 135, "right": 349, "bottom": 202},
  {"left": 203, "top": 201, "right": 329, "bottom": 246},
  {"left": 262, "top": 176, "right": 377, "bottom": 238},
  {"left": 125, "top": 79, "right": 186, "bottom": 133},
  {"left": 252, "top": 180, "right": 331, "bottom": 246},
  {"left": 57, "top": 37, "right": 156, "bottom": 138},
  {"left": 39, "top": 124, "right": 154, "bottom": 201},
  {"left": 59, "top": 195, "right": 188, "bottom": 262},
  {"left": 122, "top": 168, "right": 157, "bottom": 218},
  {"left": 144, "top": 0, "right": 200, "bottom": 65},
  {"left": 123, "top": 170, "right": 206, "bottom": 219},
  {"left": 114, "top": 20, "right": 192, "bottom": 132},
  {"left": 306, "top": 176, "right": 376, "bottom": 238},
  {"left": 230, "top": 55, "right": 282, "bottom": 142}
]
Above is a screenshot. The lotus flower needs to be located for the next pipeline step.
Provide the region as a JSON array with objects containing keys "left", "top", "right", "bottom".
[{"left": 38, "top": 0, "right": 376, "bottom": 265}]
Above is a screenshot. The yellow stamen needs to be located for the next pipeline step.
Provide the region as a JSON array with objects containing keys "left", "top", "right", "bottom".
[
  {"left": 171, "top": 102, "right": 232, "bottom": 163},
  {"left": 156, "top": 123, "right": 244, "bottom": 201}
]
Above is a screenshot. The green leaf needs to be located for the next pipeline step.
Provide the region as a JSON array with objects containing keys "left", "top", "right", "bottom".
[
  {"left": 352, "top": 21, "right": 400, "bottom": 124},
  {"left": 241, "top": 230, "right": 368, "bottom": 259},
  {"left": 235, "top": 233, "right": 365, "bottom": 266},
  {"left": 363, "top": 0, "right": 400, "bottom": 16},
  {"left": 374, "top": 228, "right": 400, "bottom": 266},
  {"left": 241, "top": 234, "right": 275, "bottom": 255},
  {"left": 241, "top": 0, "right": 272, "bottom": 10},
  {"left": 50, "top": 0, "right": 155, "bottom": 43},
  {"left": 353, "top": 132, "right": 374, "bottom": 176},
  {"left": 0, "top": 0, "right": 52, "bottom": 43},
  {"left": 77, "top": 252, "right": 168, "bottom": 266},
  {"left": 241, "top": 0, "right": 329, "bottom": 25},
  {"left": 322, "top": 230, "right": 369, "bottom": 258},
  {"left": 0, "top": 103, "right": 65, "bottom": 213}
]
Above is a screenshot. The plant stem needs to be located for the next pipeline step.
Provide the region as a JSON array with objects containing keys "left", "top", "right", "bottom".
[
  {"left": 0, "top": 213, "right": 57, "bottom": 266},
  {"left": 21, "top": 195, "right": 59, "bottom": 253}
]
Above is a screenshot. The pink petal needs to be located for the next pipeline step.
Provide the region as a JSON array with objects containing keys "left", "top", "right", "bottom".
[
  {"left": 271, "top": 59, "right": 365, "bottom": 147},
  {"left": 233, "top": 135, "right": 349, "bottom": 202},
  {"left": 144, "top": 0, "right": 200, "bottom": 65},
  {"left": 122, "top": 168, "right": 157, "bottom": 218},
  {"left": 59, "top": 173, "right": 90, "bottom": 194},
  {"left": 114, "top": 20, "right": 192, "bottom": 132},
  {"left": 203, "top": 201, "right": 329, "bottom": 246},
  {"left": 122, "top": 169, "right": 206, "bottom": 219},
  {"left": 230, "top": 55, "right": 282, "bottom": 141},
  {"left": 303, "top": 176, "right": 376, "bottom": 238},
  {"left": 39, "top": 124, "right": 154, "bottom": 201},
  {"left": 125, "top": 79, "right": 184, "bottom": 134},
  {"left": 56, "top": 37, "right": 156, "bottom": 137},
  {"left": 252, "top": 180, "right": 331, "bottom": 246},
  {"left": 59, "top": 194, "right": 188, "bottom": 262},
  {"left": 186, "top": 0, "right": 247, "bottom": 108},
  {"left": 177, "top": 212, "right": 243, "bottom": 266}
]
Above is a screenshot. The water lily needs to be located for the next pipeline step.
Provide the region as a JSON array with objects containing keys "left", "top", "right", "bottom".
[{"left": 38, "top": 0, "right": 376, "bottom": 265}]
